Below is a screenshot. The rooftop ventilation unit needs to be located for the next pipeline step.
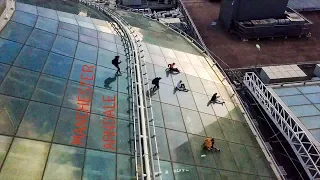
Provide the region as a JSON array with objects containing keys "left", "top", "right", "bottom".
[{"left": 219, "top": 0, "right": 313, "bottom": 40}]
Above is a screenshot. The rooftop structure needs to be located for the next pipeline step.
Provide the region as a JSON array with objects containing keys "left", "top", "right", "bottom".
[
  {"left": 0, "top": 0, "right": 280, "bottom": 179},
  {"left": 180, "top": 0, "right": 320, "bottom": 69}
]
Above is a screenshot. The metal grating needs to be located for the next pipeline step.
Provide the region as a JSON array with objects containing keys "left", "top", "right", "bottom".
[{"left": 244, "top": 72, "right": 320, "bottom": 179}]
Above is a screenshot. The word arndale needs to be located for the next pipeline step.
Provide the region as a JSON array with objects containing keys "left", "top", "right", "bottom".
[{"left": 101, "top": 95, "right": 117, "bottom": 150}]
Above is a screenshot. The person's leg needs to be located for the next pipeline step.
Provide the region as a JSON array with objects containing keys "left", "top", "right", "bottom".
[
  {"left": 212, "top": 144, "right": 220, "bottom": 151},
  {"left": 215, "top": 99, "right": 225, "bottom": 104},
  {"left": 180, "top": 84, "right": 188, "bottom": 92},
  {"left": 155, "top": 82, "right": 159, "bottom": 90},
  {"left": 117, "top": 66, "right": 121, "bottom": 74},
  {"left": 152, "top": 83, "right": 156, "bottom": 91},
  {"left": 173, "top": 68, "right": 180, "bottom": 73}
]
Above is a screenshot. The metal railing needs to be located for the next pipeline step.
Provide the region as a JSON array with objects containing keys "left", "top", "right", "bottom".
[
  {"left": 80, "top": 0, "right": 286, "bottom": 179},
  {"left": 108, "top": 2, "right": 286, "bottom": 179},
  {"left": 105, "top": 9, "right": 162, "bottom": 180},
  {"left": 79, "top": 0, "right": 162, "bottom": 179},
  {"left": 244, "top": 72, "right": 320, "bottom": 179},
  {"left": 108, "top": 20, "right": 142, "bottom": 179},
  {"left": 113, "top": 3, "right": 285, "bottom": 176}
]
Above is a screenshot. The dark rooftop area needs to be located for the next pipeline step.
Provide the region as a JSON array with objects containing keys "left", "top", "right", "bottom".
[{"left": 181, "top": 0, "right": 320, "bottom": 69}]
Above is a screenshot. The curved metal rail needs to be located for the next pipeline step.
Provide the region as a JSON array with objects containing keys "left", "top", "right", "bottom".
[
  {"left": 107, "top": 21, "right": 142, "bottom": 179},
  {"left": 78, "top": 0, "right": 162, "bottom": 179},
  {"left": 113, "top": 3, "right": 285, "bottom": 178}
]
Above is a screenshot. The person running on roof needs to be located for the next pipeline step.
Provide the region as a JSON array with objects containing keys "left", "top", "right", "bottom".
[
  {"left": 112, "top": 55, "right": 121, "bottom": 74},
  {"left": 176, "top": 80, "right": 188, "bottom": 92},
  {"left": 207, "top": 93, "right": 224, "bottom": 106},
  {"left": 167, "top": 63, "right": 180, "bottom": 73},
  {"left": 152, "top": 77, "right": 162, "bottom": 91}
]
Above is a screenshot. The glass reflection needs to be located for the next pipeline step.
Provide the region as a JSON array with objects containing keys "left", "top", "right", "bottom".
[
  {"left": 0, "top": 135, "right": 12, "bottom": 166},
  {"left": 43, "top": 144, "right": 84, "bottom": 180},
  {"left": 166, "top": 129, "right": 194, "bottom": 164},
  {"left": 0, "top": 138, "right": 50, "bottom": 180},
  {"left": 17, "top": 102, "right": 60, "bottom": 141},
  {"left": 0, "top": 95, "right": 29, "bottom": 135},
  {"left": 14, "top": 45, "right": 49, "bottom": 72},
  {"left": 31, "top": 75, "right": 67, "bottom": 106},
  {"left": 0, "top": 67, "right": 40, "bottom": 99},
  {"left": 54, "top": 108, "right": 89, "bottom": 147},
  {"left": 83, "top": 150, "right": 116, "bottom": 180},
  {"left": 0, "top": 38, "right": 23, "bottom": 64},
  {"left": 11, "top": 10, "right": 37, "bottom": 27}
]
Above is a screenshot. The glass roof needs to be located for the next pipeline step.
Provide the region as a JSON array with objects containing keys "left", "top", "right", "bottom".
[
  {"left": 116, "top": 9, "right": 275, "bottom": 180},
  {"left": 0, "top": 2, "right": 276, "bottom": 180},
  {"left": 0, "top": 2, "right": 133, "bottom": 179},
  {"left": 273, "top": 84, "right": 320, "bottom": 142}
]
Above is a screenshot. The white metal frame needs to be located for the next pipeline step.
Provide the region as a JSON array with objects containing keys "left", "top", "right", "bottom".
[
  {"left": 79, "top": 1, "right": 162, "bottom": 179},
  {"left": 244, "top": 72, "right": 320, "bottom": 179}
]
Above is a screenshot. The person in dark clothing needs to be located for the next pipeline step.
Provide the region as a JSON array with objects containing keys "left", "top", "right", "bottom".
[
  {"left": 207, "top": 93, "right": 224, "bottom": 106},
  {"left": 152, "top": 77, "right": 162, "bottom": 91},
  {"left": 112, "top": 55, "right": 121, "bottom": 74},
  {"left": 210, "top": 138, "right": 220, "bottom": 151}
]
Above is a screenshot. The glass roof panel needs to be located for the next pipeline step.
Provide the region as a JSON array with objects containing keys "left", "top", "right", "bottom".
[
  {"left": 281, "top": 95, "right": 311, "bottom": 106},
  {"left": 273, "top": 87, "right": 301, "bottom": 96}
]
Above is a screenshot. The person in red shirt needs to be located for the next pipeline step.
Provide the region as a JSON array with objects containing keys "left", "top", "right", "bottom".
[{"left": 167, "top": 63, "right": 180, "bottom": 73}]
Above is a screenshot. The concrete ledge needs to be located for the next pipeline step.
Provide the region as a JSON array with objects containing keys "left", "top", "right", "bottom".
[
  {"left": 0, "top": 0, "right": 5, "bottom": 14},
  {"left": 0, "top": 0, "right": 15, "bottom": 32}
]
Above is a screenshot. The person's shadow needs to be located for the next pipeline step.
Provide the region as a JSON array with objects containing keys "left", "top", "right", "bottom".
[
  {"left": 104, "top": 73, "right": 117, "bottom": 89},
  {"left": 207, "top": 100, "right": 213, "bottom": 106},
  {"left": 146, "top": 86, "right": 157, "bottom": 97},
  {"left": 173, "top": 87, "right": 178, "bottom": 94},
  {"left": 165, "top": 68, "right": 180, "bottom": 77}
]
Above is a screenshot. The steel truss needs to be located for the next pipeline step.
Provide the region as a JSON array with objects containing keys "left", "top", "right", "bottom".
[{"left": 244, "top": 72, "right": 320, "bottom": 179}]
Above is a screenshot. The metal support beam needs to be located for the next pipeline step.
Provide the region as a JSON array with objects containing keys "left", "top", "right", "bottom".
[{"left": 243, "top": 72, "right": 320, "bottom": 179}]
